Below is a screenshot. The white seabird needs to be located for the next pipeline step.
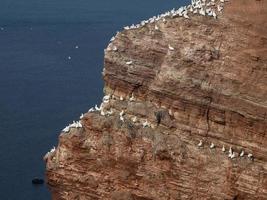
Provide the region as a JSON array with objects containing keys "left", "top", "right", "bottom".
[
  {"left": 132, "top": 116, "right": 137, "bottom": 123},
  {"left": 88, "top": 107, "right": 95, "bottom": 112},
  {"left": 110, "top": 36, "right": 115, "bottom": 42},
  {"left": 112, "top": 46, "right": 118, "bottom": 51},
  {"left": 198, "top": 140, "right": 203, "bottom": 147},
  {"left": 230, "top": 152, "right": 236, "bottom": 159},
  {"left": 120, "top": 115, "right": 124, "bottom": 122},
  {"left": 248, "top": 153, "right": 253, "bottom": 159},
  {"left": 68, "top": 56, "right": 72, "bottom": 60},
  {"left": 142, "top": 120, "right": 150, "bottom": 128},
  {"left": 129, "top": 93, "right": 135, "bottom": 102},
  {"left": 75, "top": 45, "right": 79, "bottom": 49},
  {"left": 50, "top": 146, "right": 56, "bottom": 153},
  {"left": 120, "top": 96, "right": 124, "bottom": 101},
  {"left": 168, "top": 45, "right": 175, "bottom": 51},
  {"left": 228, "top": 147, "right": 233, "bottom": 157},
  {"left": 62, "top": 126, "right": 70, "bottom": 133},
  {"left": 119, "top": 110, "right": 125, "bottom": 117},
  {"left": 95, "top": 104, "right": 101, "bottom": 111},
  {"left": 126, "top": 61, "right": 133, "bottom": 65},
  {"left": 222, "top": 145, "right": 226, "bottom": 152},
  {"left": 210, "top": 143, "right": 215, "bottom": 149},
  {"left": 80, "top": 113, "right": 84, "bottom": 119},
  {"left": 100, "top": 110, "right": 105, "bottom": 116},
  {"left": 240, "top": 150, "right": 244, "bottom": 157}
]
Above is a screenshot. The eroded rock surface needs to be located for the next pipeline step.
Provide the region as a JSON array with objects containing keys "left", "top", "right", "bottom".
[{"left": 45, "top": 0, "right": 267, "bottom": 199}]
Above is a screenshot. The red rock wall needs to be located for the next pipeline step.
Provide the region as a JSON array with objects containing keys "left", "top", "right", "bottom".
[{"left": 45, "top": 0, "right": 267, "bottom": 199}]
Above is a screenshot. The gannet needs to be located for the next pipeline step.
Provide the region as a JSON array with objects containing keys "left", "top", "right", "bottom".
[
  {"left": 142, "top": 120, "right": 150, "bottom": 128},
  {"left": 129, "top": 93, "right": 135, "bottom": 102},
  {"left": 248, "top": 153, "right": 253, "bottom": 159},
  {"left": 183, "top": 13, "right": 190, "bottom": 19},
  {"left": 50, "top": 146, "right": 56, "bottom": 153},
  {"left": 132, "top": 116, "right": 137, "bottom": 123},
  {"left": 126, "top": 61, "right": 133, "bottom": 65},
  {"left": 119, "top": 110, "right": 125, "bottom": 117},
  {"left": 62, "top": 126, "right": 70, "bottom": 133},
  {"left": 240, "top": 150, "right": 244, "bottom": 157},
  {"left": 155, "top": 25, "right": 159, "bottom": 30},
  {"left": 168, "top": 45, "right": 175, "bottom": 51},
  {"left": 75, "top": 45, "right": 79, "bottom": 49},
  {"left": 228, "top": 147, "right": 233, "bottom": 158},
  {"left": 210, "top": 143, "right": 215, "bottom": 149},
  {"left": 222, "top": 145, "right": 226, "bottom": 152},
  {"left": 120, "top": 96, "right": 124, "bottom": 101},
  {"left": 80, "top": 113, "right": 84, "bottom": 119},
  {"left": 110, "top": 36, "right": 115, "bottom": 42},
  {"left": 120, "top": 115, "right": 124, "bottom": 122},
  {"left": 78, "top": 121, "right": 82, "bottom": 128},
  {"left": 199, "top": 8, "right": 206, "bottom": 16},
  {"left": 198, "top": 140, "right": 203, "bottom": 147},
  {"left": 95, "top": 104, "right": 101, "bottom": 111},
  {"left": 230, "top": 152, "right": 236, "bottom": 159},
  {"left": 103, "top": 94, "right": 110, "bottom": 103},
  {"left": 68, "top": 56, "right": 72, "bottom": 60},
  {"left": 88, "top": 107, "right": 95, "bottom": 112},
  {"left": 101, "top": 110, "right": 105, "bottom": 116},
  {"left": 112, "top": 46, "right": 118, "bottom": 51}
]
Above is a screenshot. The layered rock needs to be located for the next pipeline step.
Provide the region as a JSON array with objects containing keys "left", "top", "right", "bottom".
[{"left": 45, "top": 0, "right": 267, "bottom": 199}]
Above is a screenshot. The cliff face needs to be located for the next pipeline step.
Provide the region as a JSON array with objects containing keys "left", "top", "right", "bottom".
[{"left": 44, "top": 0, "right": 267, "bottom": 199}]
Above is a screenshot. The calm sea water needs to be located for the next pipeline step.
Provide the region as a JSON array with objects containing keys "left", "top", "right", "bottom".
[{"left": 0, "top": 0, "right": 190, "bottom": 199}]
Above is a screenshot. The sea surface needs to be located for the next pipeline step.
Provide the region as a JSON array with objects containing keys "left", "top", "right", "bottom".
[{"left": 0, "top": 0, "right": 190, "bottom": 199}]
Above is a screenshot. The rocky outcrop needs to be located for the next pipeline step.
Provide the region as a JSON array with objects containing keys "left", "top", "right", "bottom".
[{"left": 45, "top": 0, "right": 267, "bottom": 199}]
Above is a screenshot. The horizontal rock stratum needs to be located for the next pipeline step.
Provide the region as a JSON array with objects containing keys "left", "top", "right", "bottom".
[{"left": 44, "top": 0, "right": 267, "bottom": 199}]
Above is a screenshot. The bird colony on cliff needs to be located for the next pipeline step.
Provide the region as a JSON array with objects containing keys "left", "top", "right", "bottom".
[
  {"left": 47, "top": 0, "right": 256, "bottom": 163},
  {"left": 122, "top": 0, "right": 229, "bottom": 31}
]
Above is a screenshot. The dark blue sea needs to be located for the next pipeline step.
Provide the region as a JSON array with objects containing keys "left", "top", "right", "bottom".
[{"left": 0, "top": 0, "right": 190, "bottom": 199}]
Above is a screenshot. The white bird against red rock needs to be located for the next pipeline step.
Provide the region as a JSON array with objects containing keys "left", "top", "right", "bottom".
[
  {"left": 119, "top": 110, "right": 125, "bottom": 117},
  {"left": 240, "top": 150, "right": 244, "bottom": 157},
  {"left": 248, "top": 153, "right": 253, "bottom": 159},
  {"left": 132, "top": 116, "right": 137, "bottom": 123},
  {"left": 222, "top": 145, "right": 226, "bottom": 152},
  {"left": 129, "top": 93, "right": 135, "bottom": 102},
  {"left": 126, "top": 61, "right": 133, "bottom": 65},
  {"left": 168, "top": 45, "right": 175, "bottom": 51},
  {"left": 62, "top": 126, "right": 70, "bottom": 133},
  {"left": 198, "top": 140, "right": 203, "bottom": 147},
  {"left": 230, "top": 152, "right": 236, "bottom": 159},
  {"left": 210, "top": 143, "right": 215, "bottom": 149},
  {"left": 100, "top": 110, "right": 105, "bottom": 116},
  {"left": 88, "top": 107, "right": 95, "bottom": 112},
  {"left": 95, "top": 104, "right": 101, "bottom": 111},
  {"left": 112, "top": 46, "right": 118, "bottom": 51},
  {"left": 120, "top": 115, "right": 124, "bottom": 122},
  {"left": 80, "top": 113, "right": 84, "bottom": 120},
  {"left": 142, "top": 120, "right": 150, "bottom": 128}
]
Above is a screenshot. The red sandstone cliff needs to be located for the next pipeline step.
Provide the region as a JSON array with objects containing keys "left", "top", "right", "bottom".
[{"left": 44, "top": 0, "right": 267, "bottom": 199}]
